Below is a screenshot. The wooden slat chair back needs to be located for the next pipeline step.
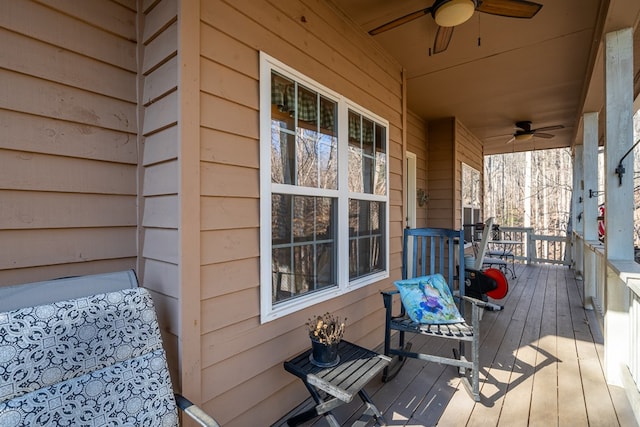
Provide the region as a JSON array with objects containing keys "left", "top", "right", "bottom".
[
  {"left": 473, "top": 217, "right": 509, "bottom": 274},
  {"left": 0, "top": 270, "right": 219, "bottom": 427},
  {"left": 381, "top": 228, "right": 486, "bottom": 401}
]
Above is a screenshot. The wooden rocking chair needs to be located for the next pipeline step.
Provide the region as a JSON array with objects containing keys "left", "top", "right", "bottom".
[{"left": 381, "top": 227, "right": 486, "bottom": 401}]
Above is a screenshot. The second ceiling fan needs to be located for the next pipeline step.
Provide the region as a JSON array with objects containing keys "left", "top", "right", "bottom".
[{"left": 369, "top": 0, "right": 543, "bottom": 54}]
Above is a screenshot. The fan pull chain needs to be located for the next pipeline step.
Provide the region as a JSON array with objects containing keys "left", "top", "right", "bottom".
[{"left": 477, "top": 14, "right": 481, "bottom": 47}]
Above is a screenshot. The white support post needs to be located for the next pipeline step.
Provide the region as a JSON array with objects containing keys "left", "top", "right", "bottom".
[
  {"left": 604, "top": 27, "right": 633, "bottom": 386},
  {"left": 583, "top": 112, "right": 599, "bottom": 309},
  {"left": 573, "top": 145, "right": 584, "bottom": 278},
  {"left": 584, "top": 112, "right": 599, "bottom": 242}
]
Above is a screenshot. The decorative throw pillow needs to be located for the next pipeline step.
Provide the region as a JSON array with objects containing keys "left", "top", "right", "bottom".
[{"left": 394, "top": 274, "right": 464, "bottom": 324}]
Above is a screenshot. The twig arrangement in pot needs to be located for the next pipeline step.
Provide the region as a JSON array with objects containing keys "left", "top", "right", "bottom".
[{"left": 306, "top": 312, "right": 346, "bottom": 367}]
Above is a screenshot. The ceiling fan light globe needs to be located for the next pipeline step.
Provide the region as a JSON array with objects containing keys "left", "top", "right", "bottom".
[
  {"left": 514, "top": 133, "right": 534, "bottom": 142},
  {"left": 434, "top": 0, "right": 476, "bottom": 27}
]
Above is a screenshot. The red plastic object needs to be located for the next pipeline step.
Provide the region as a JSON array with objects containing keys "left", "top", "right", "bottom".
[{"left": 483, "top": 268, "right": 509, "bottom": 300}]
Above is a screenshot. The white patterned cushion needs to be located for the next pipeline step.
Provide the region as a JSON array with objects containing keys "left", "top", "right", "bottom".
[{"left": 0, "top": 288, "right": 178, "bottom": 427}]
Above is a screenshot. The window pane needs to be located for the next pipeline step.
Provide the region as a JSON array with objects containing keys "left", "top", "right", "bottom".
[
  {"left": 349, "top": 199, "right": 358, "bottom": 237},
  {"left": 316, "top": 197, "right": 334, "bottom": 239},
  {"left": 348, "top": 110, "right": 385, "bottom": 195},
  {"left": 363, "top": 155, "right": 374, "bottom": 194},
  {"left": 297, "top": 128, "right": 319, "bottom": 187},
  {"left": 348, "top": 112, "right": 362, "bottom": 193},
  {"left": 318, "top": 133, "right": 337, "bottom": 190},
  {"left": 348, "top": 145, "right": 363, "bottom": 193},
  {"left": 374, "top": 124, "right": 387, "bottom": 195},
  {"left": 271, "top": 71, "right": 294, "bottom": 114},
  {"left": 272, "top": 247, "right": 292, "bottom": 303},
  {"left": 362, "top": 118, "right": 374, "bottom": 155},
  {"left": 272, "top": 194, "right": 337, "bottom": 303},
  {"left": 320, "top": 96, "right": 336, "bottom": 133},
  {"left": 272, "top": 194, "right": 291, "bottom": 245},
  {"left": 293, "top": 196, "right": 315, "bottom": 242},
  {"left": 271, "top": 128, "right": 295, "bottom": 184},
  {"left": 297, "top": 85, "right": 317, "bottom": 126},
  {"left": 348, "top": 199, "right": 385, "bottom": 280}
]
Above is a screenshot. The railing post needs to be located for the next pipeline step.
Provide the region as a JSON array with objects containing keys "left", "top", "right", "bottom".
[{"left": 526, "top": 228, "right": 533, "bottom": 264}]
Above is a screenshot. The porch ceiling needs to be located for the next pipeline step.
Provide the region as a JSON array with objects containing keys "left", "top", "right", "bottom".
[{"left": 331, "top": 0, "right": 640, "bottom": 155}]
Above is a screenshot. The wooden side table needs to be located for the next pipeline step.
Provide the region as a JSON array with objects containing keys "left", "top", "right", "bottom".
[{"left": 283, "top": 340, "right": 390, "bottom": 427}]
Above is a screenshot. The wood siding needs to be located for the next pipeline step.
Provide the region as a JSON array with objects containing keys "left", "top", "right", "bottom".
[
  {"left": 427, "top": 118, "right": 456, "bottom": 228},
  {"left": 455, "top": 119, "right": 484, "bottom": 226},
  {"left": 198, "top": 1, "right": 403, "bottom": 424},
  {"left": 0, "top": 0, "right": 138, "bottom": 285},
  {"left": 1, "top": 1, "right": 407, "bottom": 425},
  {"left": 137, "top": 0, "right": 182, "bottom": 386},
  {"left": 407, "top": 111, "right": 428, "bottom": 227},
  {"left": 427, "top": 117, "right": 483, "bottom": 229}
]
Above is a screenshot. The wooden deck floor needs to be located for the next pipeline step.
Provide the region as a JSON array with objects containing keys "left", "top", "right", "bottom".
[{"left": 275, "top": 264, "right": 638, "bottom": 427}]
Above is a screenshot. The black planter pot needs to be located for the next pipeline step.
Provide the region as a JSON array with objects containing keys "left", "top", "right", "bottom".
[{"left": 309, "top": 339, "right": 340, "bottom": 367}]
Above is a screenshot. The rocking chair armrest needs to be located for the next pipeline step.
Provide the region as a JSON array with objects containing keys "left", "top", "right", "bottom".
[
  {"left": 175, "top": 394, "right": 221, "bottom": 427},
  {"left": 381, "top": 289, "right": 405, "bottom": 317}
]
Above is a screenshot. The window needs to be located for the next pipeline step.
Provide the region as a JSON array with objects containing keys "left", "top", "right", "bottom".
[
  {"left": 462, "top": 163, "right": 481, "bottom": 242},
  {"left": 260, "top": 53, "right": 389, "bottom": 322}
]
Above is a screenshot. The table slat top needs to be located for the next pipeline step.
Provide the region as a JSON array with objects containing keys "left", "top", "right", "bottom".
[{"left": 284, "top": 340, "right": 390, "bottom": 403}]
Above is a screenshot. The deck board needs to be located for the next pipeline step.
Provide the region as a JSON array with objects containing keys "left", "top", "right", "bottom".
[{"left": 273, "top": 264, "right": 638, "bottom": 427}]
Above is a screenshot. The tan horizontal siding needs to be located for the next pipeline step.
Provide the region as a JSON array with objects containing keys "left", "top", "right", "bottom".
[
  {"left": 143, "top": 91, "right": 178, "bottom": 136},
  {"left": 0, "top": 227, "right": 136, "bottom": 269},
  {"left": 142, "top": 195, "right": 179, "bottom": 228},
  {"left": 201, "top": 197, "right": 259, "bottom": 230},
  {"left": 0, "top": 258, "right": 136, "bottom": 287},
  {"left": 201, "top": 93, "right": 259, "bottom": 138},
  {"left": 201, "top": 258, "right": 259, "bottom": 300},
  {"left": 201, "top": 58, "right": 258, "bottom": 108},
  {"left": 142, "top": 20, "right": 177, "bottom": 74},
  {"left": 201, "top": 288, "right": 258, "bottom": 334},
  {"left": 142, "top": 259, "right": 179, "bottom": 298},
  {"left": 1, "top": 191, "right": 136, "bottom": 229},
  {"left": 0, "top": 150, "right": 136, "bottom": 194},
  {"left": 142, "top": 227, "right": 179, "bottom": 264},
  {"left": 38, "top": 0, "right": 137, "bottom": 41},
  {"left": 142, "top": 160, "right": 179, "bottom": 196},
  {"left": 1, "top": 0, "right": 136, "bottom": 71},
  {"left": 200, "top": 128, "right": 259, "bottom": 168},
  {"left": 149, "top": 288, "right": 180, "bottom": 335},
  {"left": 201, "top": 228, "right": 260, "bottom": 265},
  {"left": 142, "top": 0, "right": 177, "bottom": 43},
  {"left": 138, "top": 0, "right": 180, "bottom": 397},
  {"left": 143, "top": 56, "right": 178, "bottom": 105},
  {"left": 0, "top": 110, "right": 137, "bottom": 163},
  {"left": 143, "top": 126, "right": 178, "bottom": 165},
  {"left": 0, "top": 0, "right": 138, "bottom": 282},
  {"left": 1, "top": 28, "right": 136, "bottom": 102},
  {"left": 200, "top": 162, "right": 259, "bottom": 197},
  {"left": 198, "top": 0, "right": 403, "bottom": 424},
  {"left": 1, "top": 70, "right": 136, "bottom": 133},
  {"left": 407, "top": 110, "right": 428, "bottom": 227}
]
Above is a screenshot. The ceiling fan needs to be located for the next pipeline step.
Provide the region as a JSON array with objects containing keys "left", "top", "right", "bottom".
[
  {"left": 368, "top": 0, "right": 543, "bottom": 54},
  {"left": 508, "top": 121, "right": 564, "bottom": 143}
]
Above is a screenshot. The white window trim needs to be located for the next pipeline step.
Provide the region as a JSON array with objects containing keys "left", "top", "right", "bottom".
[{"left": 259, "top": 52, "right": 389, "bottom": 323}]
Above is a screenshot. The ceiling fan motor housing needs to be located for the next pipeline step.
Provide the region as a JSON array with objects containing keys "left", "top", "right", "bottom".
[{"left": 432, "top": 0, "right": 478, "bottom": 27}]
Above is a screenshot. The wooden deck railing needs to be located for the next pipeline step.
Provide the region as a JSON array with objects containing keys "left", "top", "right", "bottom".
[{"left": 499, "top": 226, "right": 571, "bottom": 266}]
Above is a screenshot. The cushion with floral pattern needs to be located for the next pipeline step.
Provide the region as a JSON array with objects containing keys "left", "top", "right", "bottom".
[{"left": 394, "top": 274, "right": 464, "bottom": 324}]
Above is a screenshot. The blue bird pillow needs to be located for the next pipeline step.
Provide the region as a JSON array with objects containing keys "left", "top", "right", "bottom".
[{"left": 394, "top": 274, "right": 464, "bottom": 324}]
